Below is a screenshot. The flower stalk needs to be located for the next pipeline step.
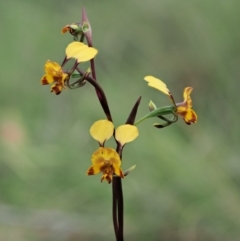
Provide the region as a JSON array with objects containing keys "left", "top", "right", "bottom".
[{"left": 39, "top": 7, "right": 197, "bottom": 241}]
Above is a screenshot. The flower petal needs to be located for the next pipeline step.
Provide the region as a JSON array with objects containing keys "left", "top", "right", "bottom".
[
  {"left": 89, "top": 147, "right": 122, "bottom": 183},
  {"left": 183, "top": 87, "right": 193, "bottom": 108},
  {"left": 61, "top": 73, "right": 69, "bottom": 86},
  {"left": 101, "top": 173, "right": 112, "bottom": 183},
  {"left": 115, "top": 125, "right": 139, "bottom": 146},
  {"left": 144, "top": 76, "right": 170, "bottom": 96},
  {"left": 66, "top": 42, "right": 88, "bottom": 59},
  {"left": 41, "top": 74, "right": 54, "bottom": 85},
  {"left": 44, "top": 60, "right": 62, "bottom": 77},
  {"left": 184, "top": 109, "right": 197, "bottom": 124},
  {"left": 74, "top": 47, "right": 98, "bottom": 63},
  {"left": 91, "top": 147, "right": 107, "bottom": 165},
  {"left": 90, "top": 120, "right": 114, "bottom": 145},
  {"left": 86, "top": 165, "right": 101, "bottom": 176},
  {"left": 177, "top": 107, "right": 197, "bottom": 124},
  {"left": 91, "top": 147, "right": 121, "bottom": 166},
  {"left": 51, "top": 83, "right": 63, "bottom": 95},
  {"left": 112, "top": 165, "right": 124, "bottom": 178},
  {"left": 66, "top": 42, "right": 98, "bottom": 62},
  {"left": 61, "top": 25, "right": 70, "bottom": 34}
]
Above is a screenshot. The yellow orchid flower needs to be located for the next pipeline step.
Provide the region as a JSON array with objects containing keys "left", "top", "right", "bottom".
[
  {"left": 144, "top": 76, "right": 197, "bottom": 124},
  {"left": 40, "top": 60, "right": 68, "bottom": 95},
  {"left": 176, "top": 87, "right": 197, "bottom": 125},
  {"left": 87, "top": 147, "right": 124, "bottom": 184},
  {"left": 87, "top": 120, "right": 139, "bottom": 183}
]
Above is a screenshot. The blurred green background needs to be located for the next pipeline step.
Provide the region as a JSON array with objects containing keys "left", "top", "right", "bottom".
[{"left": 1, "top": 0, "right": 240, "bottom": 240}]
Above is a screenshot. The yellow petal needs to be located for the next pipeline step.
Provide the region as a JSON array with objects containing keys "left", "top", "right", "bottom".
[
  {"left": 74, "top": 47, "right": 98, "bottom": 62},
  {"left": 44, "top": 60, "right": 62, "bottom": 77},
  {"left": 51, "top": 83, "right": 63, "bottom": 95},
  {"left": 91, "top": 147, "right": 121, "bottom": 165},
  {"left": 86, "top": 165, "right": 101, "bottom": 175},
  {"left": 183, "top": 87, "right": 193, "bottom": 108},
  {"left": 113, "top": 165, "right": 124, "bottom": 178},
  {"left": 91, "top": 147, "right": 107, "bottom": 166},
  {"left": 41, "top": 74, "right": 54, "bottom": 85},
  {"left": 115, "top": 125, "right": 139, "bottom": 145},
  {"left": 144, "top": 76, "right": 170, "bottom": 96},
  {"left": 65, "top": 42, "right": 98, "bottom": 62},
  {"left": 61, "top": 73, "right": 69, "bottom": 86},
  {"left": 66, "top": 42, "right": 88, "bottom": 59},
  {"left": 101, "top": 173, "right": 112, "bottom": 183},
  {"left": 184, "top": 109, "right": 198, "bottom": 124},
  {"left": 177, "top": 107, "right": 197, "bottom": 125},
  {"left": 89, "top": 147, "right": 122, "bottom": 183},
  {"left": 90, "top": 120, "right": 114, "bottom": 145}
]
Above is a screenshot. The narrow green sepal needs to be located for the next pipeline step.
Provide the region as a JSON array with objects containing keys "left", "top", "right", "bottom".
[
  {"left": 134, "top": 105, "right": 176, "bottom": 125},
  {"left": 149, "top": 100, "right": 157, "bottom": 111},
  {"left": 123, "top": 165, "right": 136, "bottom": 176},
  {"left": 147, "top": 106, "right": 176, "bottom": 118}
]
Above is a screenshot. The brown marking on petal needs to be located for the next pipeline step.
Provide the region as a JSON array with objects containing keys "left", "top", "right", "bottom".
[
  {"left": 61, "top": 26, "right": 70, "bottom": 34},
  {"left": 101, "top": 174, "right": 112, "bottom": 183},
  {"left": 41, "top": 76, "right": 49, "bottom": 85},
  {"left": 100, "top": 165, "right": 114, "bottom": 183},
  {"left": 184, "top": 111, "right": 197, "bottom": 125},
  {"left": 106, "top": 175, "right": 112, "bottom": 183},
  {"left": 118, "top": 168, "right": 124, "bottom": 179},
  {"left": 51, "top": 84, "right": 62, "bottom": 95},
  {"left": 87, "top": 166, "right": 95, "bottom": 175},
  {"left": 53, "top": 76, "right": 62, "bottom": 82},
  {"left": 177, "top": 110, "right": 187, "bottom": 118},
  {"left": 189, "top": 111, "right": 197, "bottom": 124}
]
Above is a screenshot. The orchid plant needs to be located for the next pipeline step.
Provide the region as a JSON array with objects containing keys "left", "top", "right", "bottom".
[{"left": 40, "top": 8, "right": 197, "bottom": 241}]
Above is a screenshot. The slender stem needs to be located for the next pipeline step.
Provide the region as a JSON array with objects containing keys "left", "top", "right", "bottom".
[
  {"left": 87, "top": 50, "right": 101, "bottom": 106},
  {"left": 78, "top": 66, "right": 120, "bottom": 240},
  {"left": 76, "top": 67, "right": 113, "bottom": 122},
  {"left": 112, "top": 177, "right": 124, "bottom": 241},
  {"left": 80, "top": 34, "right": 85, "bottom": 43},
  {"left": 68, "top": 61, "right": 79, "bottom": 76},
  {"left": 113, "top": 144, "right": 124, "bottom": 241},
  {"left": 116, "top": 178, "right": 124, "bottom": 241},
  {"left": 90, "top": 59, "right": 97, "bottom": 80},
  {"left": 81, "top": 9, "right": 122, "bottom": 240},
  {"left": 61, "top": 56, "right": 70, "bottom": 67},
  {"left": 112, "top": 180, "right": 119, "bottom": 238}
]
